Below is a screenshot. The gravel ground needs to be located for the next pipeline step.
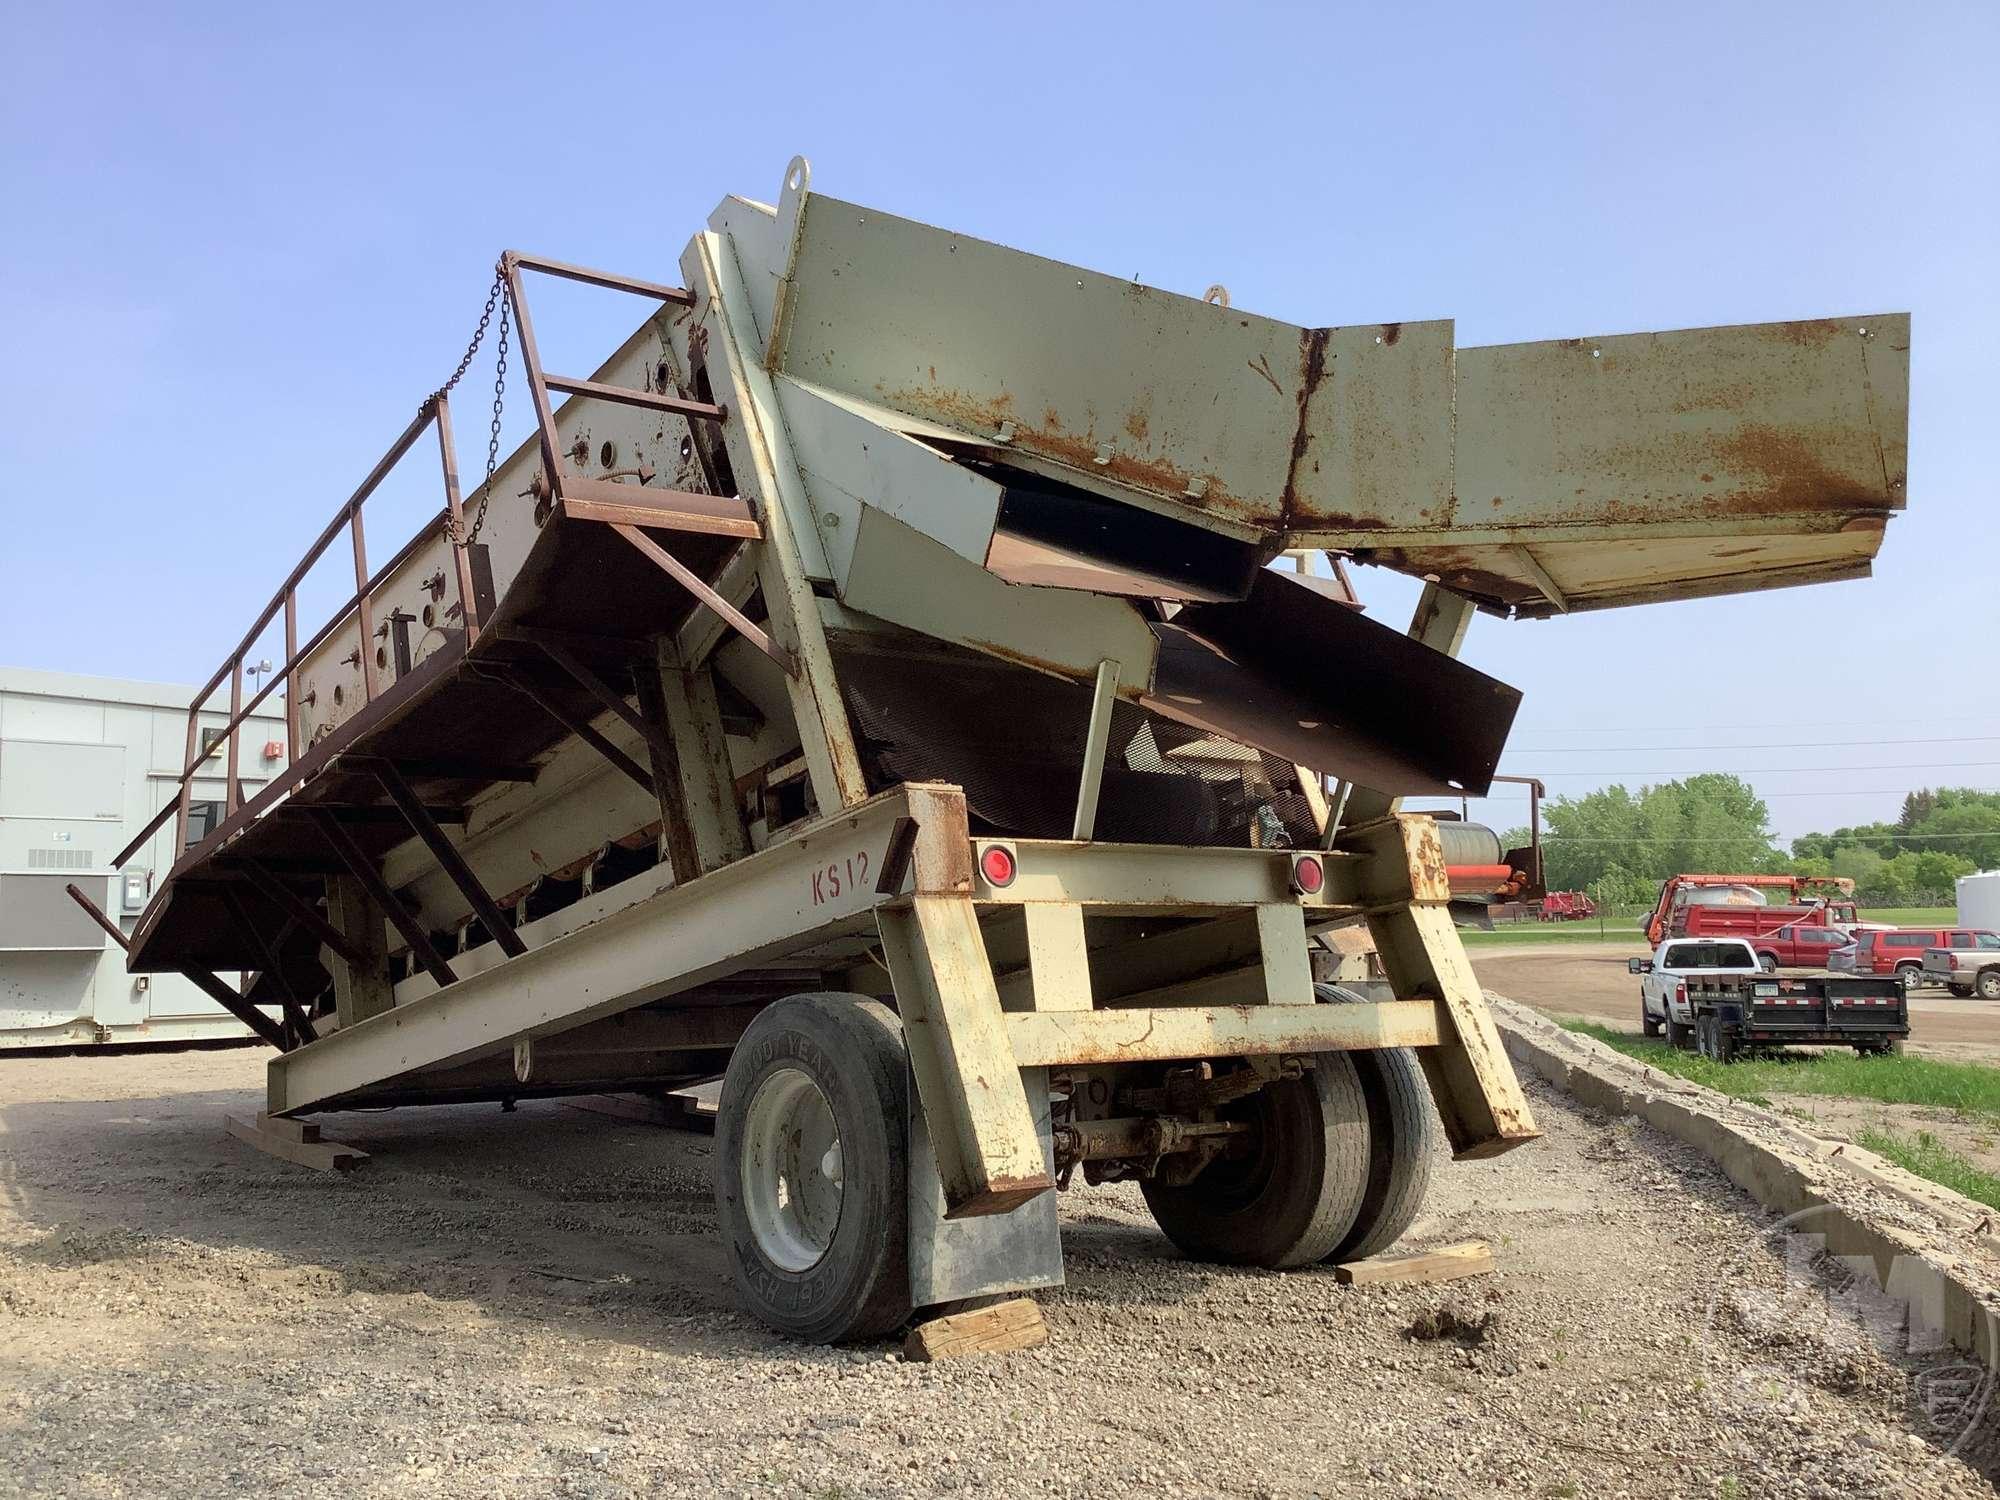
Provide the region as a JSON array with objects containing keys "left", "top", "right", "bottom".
[{"left": 2, "top": 1045, "right": 1997, "bottom": 1499}]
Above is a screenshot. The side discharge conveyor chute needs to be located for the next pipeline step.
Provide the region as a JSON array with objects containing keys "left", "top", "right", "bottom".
[{"left": 732, "top": 168, "right": 1904, "bottom": 798}]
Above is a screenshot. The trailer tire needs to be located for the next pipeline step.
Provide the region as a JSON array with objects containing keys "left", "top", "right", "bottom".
[
  {"left": 1141, "top": 1048, "right": 1369, "bottom": 1270},
  {"left": 715, "top": 994, "right": 912, "bottom": 1344},
  {"left": 1315, "top": 985, "right": 1437, "bottom": 1262},
  {"left": 1949, "top": 983, "right": 1974, "bottom": 998},
  {"left": 1711, "top": 1019, "right": 1736, "bottom": 1065}
]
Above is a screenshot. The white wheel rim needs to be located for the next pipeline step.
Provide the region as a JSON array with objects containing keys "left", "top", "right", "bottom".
[{"left": 740, "top": 1067, "right": 844, "bottom": 1273}]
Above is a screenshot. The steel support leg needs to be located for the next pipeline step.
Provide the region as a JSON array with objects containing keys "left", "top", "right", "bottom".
[
  {"left": 1336, "top": 813, "right": 1540, "bottom": 1158},
  {"left": 875, "top": 786, "right": 1052, "bottom": 1218}
]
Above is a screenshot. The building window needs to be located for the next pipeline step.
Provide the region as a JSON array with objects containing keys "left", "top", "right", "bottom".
[{"left": 184, "top": 800, "right": 225, "bottom": 849}]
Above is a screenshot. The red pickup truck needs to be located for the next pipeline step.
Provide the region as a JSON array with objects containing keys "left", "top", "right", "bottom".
[
  {"left": 1742, "top": 919, "right": 1852, "bottom": 972},
  {"left": 1835, "top": 927, "right": 2000, "bottom": 993}
]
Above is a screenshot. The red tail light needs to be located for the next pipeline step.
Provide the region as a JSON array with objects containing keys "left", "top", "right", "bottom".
[
  {"left": 1291, "top": 854, "right": 1325, "bottom": 896},
  {"left": 978, "top": 844, "right": 1017, "bottom": 888},
  {"left": 1676, "top": 981, "right": 1687, "bottom": 1005}
]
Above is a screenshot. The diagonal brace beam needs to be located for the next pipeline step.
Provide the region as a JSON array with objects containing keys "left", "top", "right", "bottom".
[
  {"left": 372, "top": 762, "right": 526, "bottom": 957},
  {"left": 533, "top": 641, "right": 672, "bottom": 762},
  {"left": 219, "top": 885, "right": 315, "bottom": 1046},
  {"left": 63, "top": 883, "right": 289, "bottom": 1050},
  {"left": 489, "top": 667, "right": 658, "bottom": 798},
  {"left": 237, "top": 858, "right": 372, "bottom": 970},
  {"left": 309, "top": 810, "right": 457, "bottom": 990},
  {"left": 611, "top": 523, "right": 797, "bottom": 678}
]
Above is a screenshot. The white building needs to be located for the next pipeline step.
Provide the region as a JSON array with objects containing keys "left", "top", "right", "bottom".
[
  {"left": 0, "top": 666, "right": 287, "bottom": 1047},
  {"left": 1960, "top": 870, "right": 2000, "bottom": 933}
]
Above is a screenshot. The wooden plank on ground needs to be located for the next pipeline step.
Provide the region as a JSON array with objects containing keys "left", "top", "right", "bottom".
[
  {"left": 903, "top": 1297, "right": 1048, "bottom": 1362},
  {"left": 564, "top": 1079, "right": 723, "bottom": 1132},
  {"left": 669, "top": 1077, "right": 724, "bottom": 1118},
  {"left": 225, "top": 1113, "right": 369, "bottom": 1172},
  {"left": 1333, "top": 1238, "right": 1494, "bottom": 1287},
  {"left": 566, "top": 1093, "right": 681, "bottom": 1126}
]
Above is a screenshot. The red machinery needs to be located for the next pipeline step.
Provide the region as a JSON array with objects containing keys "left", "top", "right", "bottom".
[
  {"left": 1538, "top": 891, "right": 1598, "bottom": 921},
  {"left": 1642, "top": 873, "right": 1858, "bottom": 946}
]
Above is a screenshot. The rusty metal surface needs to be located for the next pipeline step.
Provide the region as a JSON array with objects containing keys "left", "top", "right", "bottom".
[
  {"left": 1156, "top": 569, "right": 1520, "bottom": 796},
  {"left": 1007, "top": 999, "right": 1442, "bottom": 1068},
  {"left": 759, "top": 185, "right": 1905, "bottom": 614},
  {"left": 1323, "top": 315, "right": 1909, "bottom": 613},
  {"left": 769, "top": 193, "right": 1456, "bottom": 538}
]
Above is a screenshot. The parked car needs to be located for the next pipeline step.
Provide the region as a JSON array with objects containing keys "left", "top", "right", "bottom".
[
  {"left": 1829, "top": 927, "right": 2000, "bottom": 993},
  {"left": 1746, "top": 922, "right": 1851, "bottom": 972},
  {"left": 1921, "top": 933, "right": 2000, "bottom": 999}
]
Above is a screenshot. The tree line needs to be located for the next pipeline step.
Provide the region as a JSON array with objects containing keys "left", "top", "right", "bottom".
[{"left": 1501, "top": 778, "right": 2000, "bottom": 910}]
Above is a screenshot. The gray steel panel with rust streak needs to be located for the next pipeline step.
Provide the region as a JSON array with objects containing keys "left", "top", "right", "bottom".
[
  {"left": 762, "top": 183, "right": 1905, "bottom": 614},
  {"left": 768, "top": 193, "right": 1457, "bottom": 537},
  {"left": 1326, "top": 316, "right": 1908, "bottom": 614}
]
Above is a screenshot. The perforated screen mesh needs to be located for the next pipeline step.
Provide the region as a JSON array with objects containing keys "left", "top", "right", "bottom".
[{"left": 834, "top": 639, "right": 1320, "bottom": 849}]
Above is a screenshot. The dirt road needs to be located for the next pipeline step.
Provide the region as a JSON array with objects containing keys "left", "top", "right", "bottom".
[
  {"left": 3, "top": 1046, "right": 1995, "bottom": 1498},
  {"left": 1472, "top": 944, "right": 2000, "bottom": 1063}
]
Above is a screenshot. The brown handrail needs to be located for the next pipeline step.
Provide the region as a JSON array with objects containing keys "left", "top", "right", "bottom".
[
  {"left": 130, "top": 396, "right": 478, "bottom": 867},
  {"left": 126, "top": 250, "right": 699, "bottom": 873}
]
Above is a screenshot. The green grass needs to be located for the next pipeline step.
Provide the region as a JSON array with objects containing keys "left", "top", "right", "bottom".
[
  {"left": 1460, "top": 904, "right": 1958, "bottom": 948},
  {"left": 1857, "top": 1128, "right": 2000, "bottom": 1211},
  {"left": 1558, "top": 1019, "right": 2000, "bottom": 1118},
  {"left": 1460, "top": 920, "right": 1648, "bottom": 947}
]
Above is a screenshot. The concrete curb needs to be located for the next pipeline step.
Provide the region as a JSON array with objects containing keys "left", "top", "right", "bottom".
[{"left": 1488, "top": 994, "right": 2000, "bottom": 1369}]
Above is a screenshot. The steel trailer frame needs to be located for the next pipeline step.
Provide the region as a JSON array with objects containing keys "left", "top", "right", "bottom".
[{"left": 261, "top": 781, "right": 1533, "bottom": 1216}]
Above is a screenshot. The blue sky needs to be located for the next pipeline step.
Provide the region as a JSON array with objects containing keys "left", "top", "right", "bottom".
[{"left": 2, "top": 2, "right": 1993, "bottom": 843}]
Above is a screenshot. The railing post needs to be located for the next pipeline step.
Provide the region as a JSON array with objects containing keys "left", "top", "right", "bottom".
[
  {"left": 176, "top": 704, "right": 198, "bottom": 854},
  {"left": 283, "top": 587, "right": 299, "bottom": 765},
  {"left": 225, "top": 654, "right": 243, "bottom": 814},
  {"left": 501, "top": 256, "right": 565, "bottom": 501},
  {"left": 350, "top": 505, "right": 379, "bottom": 701},
  {"left": 434, "top": 394, "right": 481, "bottom": 638}
]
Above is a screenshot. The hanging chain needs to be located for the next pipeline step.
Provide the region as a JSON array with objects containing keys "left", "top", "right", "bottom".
[{"left": 437, "top": 261, "right": 511, "bottom": 547}]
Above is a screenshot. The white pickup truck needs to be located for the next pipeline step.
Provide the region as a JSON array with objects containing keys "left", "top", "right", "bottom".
[
  {"left": 1634, "top": 938, "right": 1762, "bottom": 1045},
  {"left": 1632, "top": 936, "right": 1906, "bottom": 1061}
]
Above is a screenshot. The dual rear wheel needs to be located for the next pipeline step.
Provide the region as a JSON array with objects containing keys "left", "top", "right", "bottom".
[
  {"left": 717, "top": 986, "right": 1441, "bottom": 1341},
  {"left": 1139, "top": 985, "right": 1437, "bottom": 1267}
]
